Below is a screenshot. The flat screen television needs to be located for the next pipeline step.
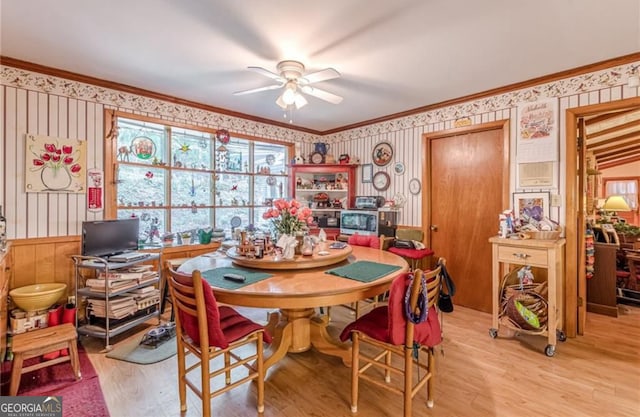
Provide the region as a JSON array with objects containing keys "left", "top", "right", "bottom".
[{"left": 81, "top": 218, "right": 140, "bottom": 258}]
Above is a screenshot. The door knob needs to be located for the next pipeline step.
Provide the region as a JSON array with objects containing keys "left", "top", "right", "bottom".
[{"left": 430, "top": 225, "right": 438, "bottom": 231}]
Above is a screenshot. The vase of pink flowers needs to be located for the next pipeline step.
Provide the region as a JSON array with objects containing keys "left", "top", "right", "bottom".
[{"left": 262, "top": 199, "right": 314, "bottom": 254}]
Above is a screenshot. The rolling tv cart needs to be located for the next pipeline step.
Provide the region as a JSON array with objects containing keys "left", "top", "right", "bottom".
[{"left": 72, "top": 253, "right": 161, "bottom": 352}]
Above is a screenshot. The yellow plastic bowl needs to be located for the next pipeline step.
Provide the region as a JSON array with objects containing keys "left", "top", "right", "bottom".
[{"left": 9, "top": 283, "right": 67, "bottom": 312}]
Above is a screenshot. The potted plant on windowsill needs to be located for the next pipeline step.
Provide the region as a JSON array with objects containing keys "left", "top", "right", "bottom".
[{"left": 180, "top": 231, "right": 192, "bottom": 245}]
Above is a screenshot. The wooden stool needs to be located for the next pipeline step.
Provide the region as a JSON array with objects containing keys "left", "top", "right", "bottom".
[{"left": 10, "top": 323, "right": 81, "bottom": 396}]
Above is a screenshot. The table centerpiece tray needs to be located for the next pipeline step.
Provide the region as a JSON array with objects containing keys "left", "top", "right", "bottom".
[{"left": 226, "top": 245, "right": 353, "bottom": 270}]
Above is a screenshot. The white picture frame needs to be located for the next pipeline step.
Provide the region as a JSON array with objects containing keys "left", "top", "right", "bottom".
[
  {"left": 512, "top": 191, "right": 550, "bottom": 221},
  {"left": 361, "top": 163, "right": 373, "bottom": 183}
]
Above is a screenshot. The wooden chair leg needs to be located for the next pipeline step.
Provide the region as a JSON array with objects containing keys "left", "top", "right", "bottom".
[
  {"left": 350, "top": 335, "right": 360, "bottom": 413},
  {"left": 202, "top": 354, "right": 211, "bottom": 417},
  {"left": 224, "top": 351, "right": 231, "bottom": 384},
  {"left": 256, "top": 336, "right": 265, "bottom": 414},
  {"left": 404, "top": 349, "right": 413, "bottom": 417},
  {"left": 385, "top": 350, "right": 392, "bottom": 383},
  {"left": 427, "top": 348, "right": 435, "bottom": 408},
  {"left": 176, "top": 345, "right": 187, "bottom": 412}
]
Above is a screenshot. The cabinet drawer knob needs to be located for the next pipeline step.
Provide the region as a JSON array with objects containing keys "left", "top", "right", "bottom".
[{"left": 512, "top": 252, "right": 530, "bottom": 259}]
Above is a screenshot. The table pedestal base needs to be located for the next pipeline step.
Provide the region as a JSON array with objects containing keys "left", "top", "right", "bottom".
[{"left": 264, "top": 308, "right": 351, "bottom": 370}]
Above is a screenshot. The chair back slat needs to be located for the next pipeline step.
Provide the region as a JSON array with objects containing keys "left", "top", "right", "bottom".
[{"left": 166, "top": 264, "right": 213, "bottom": 351}]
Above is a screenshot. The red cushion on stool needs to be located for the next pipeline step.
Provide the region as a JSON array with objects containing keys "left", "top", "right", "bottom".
[{"left": 388, "top": 247, "right": 434, "bottom": 260}]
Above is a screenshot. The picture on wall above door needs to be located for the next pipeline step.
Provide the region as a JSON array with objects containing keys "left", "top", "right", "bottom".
[{"left": 25, "top": 134, "right": 86, "bottom": 193}]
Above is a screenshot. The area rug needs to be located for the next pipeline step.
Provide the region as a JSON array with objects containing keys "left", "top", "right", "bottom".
[
  {"left": 0, "top": 346, "right": 110, "bottom": 417},
  {"left": 106, "top": 335, "right": 176, "bottom": 364}
]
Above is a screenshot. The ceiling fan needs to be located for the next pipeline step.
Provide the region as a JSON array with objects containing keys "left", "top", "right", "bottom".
[{"left": 233, "top": 60, "right": 343, "bottom": 110}]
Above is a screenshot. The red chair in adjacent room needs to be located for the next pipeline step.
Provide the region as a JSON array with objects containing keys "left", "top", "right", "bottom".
[
  {"left": 166, "top": 264, "right": 272, "bottom": 417},
  {"left": 340, "top": 260, "right": 444, "bottom": 417},
  {"left": 388, "top": 229, "right": 434, "bottom": 271}
]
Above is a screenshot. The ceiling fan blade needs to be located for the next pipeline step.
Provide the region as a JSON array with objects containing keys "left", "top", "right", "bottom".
[
  {"left": 300, "top": 86, "right": 343, "bottom": 104},
  {"left": 300, "top": 68, "right": 341, "bottom": 84},
  {"left": 247, "top": 66, "right": 284, "bottom": 81},
  {"left": 233, "top": 83, "right": 283, "bottom": 96}
]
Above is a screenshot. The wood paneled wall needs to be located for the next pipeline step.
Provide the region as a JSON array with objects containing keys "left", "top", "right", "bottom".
[{"left": 9, "top": 236, "right": 80, "bottom": 299}]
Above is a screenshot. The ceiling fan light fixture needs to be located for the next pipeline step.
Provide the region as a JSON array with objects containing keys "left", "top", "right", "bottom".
[
  {"left": 282, "top": 82, "right": 297, "bottom": 105},
  {"left": 294, "top": 93, "right": 307, "bottom": 109}
]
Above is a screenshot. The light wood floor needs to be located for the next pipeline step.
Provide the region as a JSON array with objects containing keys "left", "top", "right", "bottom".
[{"left": 83, "top": 303, "right": 640, "bottom": 417}]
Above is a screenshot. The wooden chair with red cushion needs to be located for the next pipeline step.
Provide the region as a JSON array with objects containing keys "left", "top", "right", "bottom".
[
  {"left": 339, "top": 260, "right": 444, "bottom": 417},
  {"left": 166, "top": 264, "right": 272, "bottom": 417},
  {"left": 388, "top": 229, "right": 435, "bottom": 271}
]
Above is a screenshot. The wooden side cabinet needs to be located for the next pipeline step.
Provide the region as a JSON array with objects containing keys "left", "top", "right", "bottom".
[
  {"left": 1, "top": 243, "right": 12, "bottom": 362},
  {"left": 489, "top": 237, "right": 566, "bottom": 356}
]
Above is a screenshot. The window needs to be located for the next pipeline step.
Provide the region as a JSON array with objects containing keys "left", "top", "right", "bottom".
[
  {"left": 111, "top": 114, "right": 291, "bottom": 242},
  {"left": 604, "top": 178, "right": 638, "bottom": 210}
]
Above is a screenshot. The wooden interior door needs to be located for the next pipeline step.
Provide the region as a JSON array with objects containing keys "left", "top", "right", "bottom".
[{"left": 424, "top": 121, "right": 509, "bottom": 313}]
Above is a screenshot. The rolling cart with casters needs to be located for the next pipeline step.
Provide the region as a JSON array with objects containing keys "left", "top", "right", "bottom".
[{"left": 488, "top": 237, "right": 566, "bottom": 357}]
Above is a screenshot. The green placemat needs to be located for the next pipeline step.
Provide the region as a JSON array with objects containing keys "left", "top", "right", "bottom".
[
  {"left": 325, "top": 261, "right": 402, "bottom": 282},
  {"left": 201, "top": 267, "right": 273, "bottom": 289}
]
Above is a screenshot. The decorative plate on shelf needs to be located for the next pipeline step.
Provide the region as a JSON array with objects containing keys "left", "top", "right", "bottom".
[
  {"left": 372, "top": 171, "right": 391, "bottom": 191},
  {"left": 372, "top": 142, "right": 393, "bottom": 166},
  {"left": 409, "top": 178, "right": 421, "bottom": 195}
]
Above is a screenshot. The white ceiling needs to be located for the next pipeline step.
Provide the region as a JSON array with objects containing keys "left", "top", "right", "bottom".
[{"left": 1, "top": 0, "right": 639, "bottom": 132}]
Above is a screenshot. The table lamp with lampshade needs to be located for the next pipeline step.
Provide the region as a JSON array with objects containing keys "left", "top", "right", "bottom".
[{"left": 600, "top": 195, "right": 631, "bottom": 222}]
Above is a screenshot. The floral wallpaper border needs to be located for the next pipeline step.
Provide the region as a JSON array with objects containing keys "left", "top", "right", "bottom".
[
  {"left": 325, "top": 62, "right": 640, "bottom": 142},
  {"left": 2, "top": 61, "right": 639, "bottom": 145},
  {"left": 0, "top": 65, "right": 319, "bottom": 144}
]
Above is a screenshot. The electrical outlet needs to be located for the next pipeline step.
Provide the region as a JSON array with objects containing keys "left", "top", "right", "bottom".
[
  {"left": 67, "top": 295, "right": 76, "bottom": 306},
  {"left": 550, "top": 194, "right": 561, "bottom": 207}
]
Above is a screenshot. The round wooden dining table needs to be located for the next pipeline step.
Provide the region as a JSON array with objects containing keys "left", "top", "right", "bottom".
[{"left": 178, "top": 245, "right": 409, "bottom": 370}]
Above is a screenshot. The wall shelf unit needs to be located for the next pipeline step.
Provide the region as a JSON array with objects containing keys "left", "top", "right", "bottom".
[{"left": 289, "top": 164, "right": 357, "bottom": 239}]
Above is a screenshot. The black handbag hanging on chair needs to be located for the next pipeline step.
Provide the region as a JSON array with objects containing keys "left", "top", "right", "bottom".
[{"left": 437, "top": 261, "right": 456, "bottom": 313}]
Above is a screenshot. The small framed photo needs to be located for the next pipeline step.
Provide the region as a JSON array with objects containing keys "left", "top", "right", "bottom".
[
  {"left": 512, "top": 192, "right": 550, "bottom": 222},
  {"left": 361, "top": 163, "right": 373, "bottom": 183}
]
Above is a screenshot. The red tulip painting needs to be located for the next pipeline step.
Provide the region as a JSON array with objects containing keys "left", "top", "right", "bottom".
[{"left": 26, "top": 134, "right": 86, "bottom": 193}]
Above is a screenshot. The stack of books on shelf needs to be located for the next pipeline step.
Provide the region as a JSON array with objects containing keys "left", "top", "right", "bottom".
[
  {"left": 123, "top": 287, "right": 161, "bottom": 310},
  {"left": 87, "top": 295, "right": 137, "bottom": 320}
]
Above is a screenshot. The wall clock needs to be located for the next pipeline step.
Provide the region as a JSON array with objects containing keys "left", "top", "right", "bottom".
[
  {"left": 372, "top": 171, "right": 391, "bottom": 192},
  {"left": 409, "top": 178, "right": 421, "bottom": 195},
  {"left": 310, "top": 151, "right": 325, "bottom": 164}
]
